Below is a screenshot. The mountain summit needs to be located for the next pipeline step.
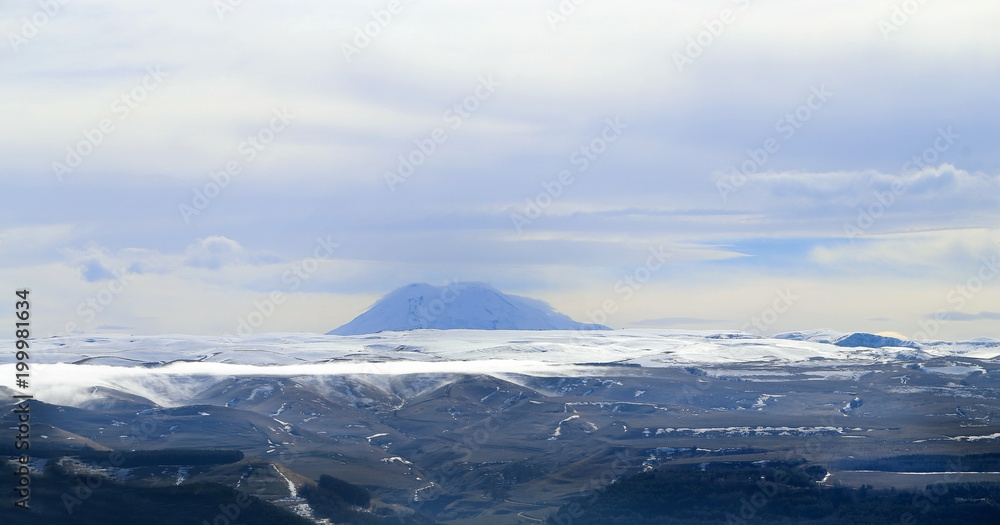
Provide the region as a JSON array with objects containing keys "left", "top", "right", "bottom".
[{"left": 327, "top": 282, "right": 611, "bottom": 335}]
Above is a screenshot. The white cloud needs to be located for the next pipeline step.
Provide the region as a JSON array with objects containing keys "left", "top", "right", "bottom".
[
  {"left": 62, "top": 243, "right": 172, "bottom": 279},
  {"left": 183, "top": 236, "right": 246, "bottom": 269},
  {"left": 0, "top": 224, "right": 78, "bottom": 265},
  {"left": 810, "top": 229, "right": 1000, "bottom": 271},
  {"left": 713, "top": 165, "right": 1000, "bottom": 238}
]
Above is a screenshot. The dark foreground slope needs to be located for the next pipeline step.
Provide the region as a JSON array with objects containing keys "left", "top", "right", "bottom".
[
  {"left": 0, "top": 452, "right": 436, "bottom": 525},
  {"left": 2, "top": 461, "right": 310, "bottom": 525},
  {"left": 550, "top": 461, "right": 1000, "bottom": 524}
]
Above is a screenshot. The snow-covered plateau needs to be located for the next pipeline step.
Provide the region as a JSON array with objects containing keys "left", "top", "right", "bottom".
[{"left": 1, "top": 328, "right": 998, "bottom": 407}]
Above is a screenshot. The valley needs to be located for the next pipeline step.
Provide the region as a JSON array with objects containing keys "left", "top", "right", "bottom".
[{"left": 4, "top": 329, "right": 1000, "bottom": 523}]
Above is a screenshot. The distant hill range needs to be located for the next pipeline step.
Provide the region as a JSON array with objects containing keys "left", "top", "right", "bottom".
[
  {"left": 775, "top": 330, "right": 926, "bottom": 349},
  {"left": 327, "top": 282, "right": 611, "bottom": 335}
]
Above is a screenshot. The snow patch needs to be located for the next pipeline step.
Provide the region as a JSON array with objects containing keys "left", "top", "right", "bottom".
[{"left": 548, "top": 414, "right": 580, "bottom": 440}]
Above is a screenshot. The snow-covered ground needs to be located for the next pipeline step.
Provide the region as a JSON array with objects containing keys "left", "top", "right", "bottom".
[{"left": 2, "top": 329, "right": 998, "bottom": 407}]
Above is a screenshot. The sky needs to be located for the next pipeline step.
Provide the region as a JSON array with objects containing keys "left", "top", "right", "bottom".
[{"left": 1, "top": 0, "right": 998, "bottom": 340}]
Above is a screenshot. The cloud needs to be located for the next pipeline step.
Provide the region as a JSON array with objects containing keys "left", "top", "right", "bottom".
[
  {"left": 14, "top": 360, "right": 594, "bottom": 407},
  {"left": 0, "top": 225, "right": 79, "bottom": 266},
  {"left": 717, "top": 165, "right": 1000, "bottom": 235},
  {"left": 183, "top": 236, "right": 247, "bottom": 269},
  {"left": 809, "top": 228, "right": 1000, "bottom": 272},
  {"left": 119, "top": 248, "right": 175, "bottom": 275},
  {"left": 55, "top": 238, "right": 286, "bottom": 298},
  {"left": 932, "top": 312, "right": 1000, "bottom": 322},
  {"left": 62, "top": 244, "right": 172, "bottom": 280},
  {"left": 79, "top": 258, "right": 115, "bottom": 282}
]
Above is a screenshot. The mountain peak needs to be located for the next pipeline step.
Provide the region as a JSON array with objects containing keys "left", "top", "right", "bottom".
[{"left": 327, "top": 282, "right": 610, "bottom": 335}]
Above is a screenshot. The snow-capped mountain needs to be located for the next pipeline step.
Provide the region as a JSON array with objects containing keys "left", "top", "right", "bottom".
[{"left": 327, "top": 282, "right": 610, "bottom": 335}]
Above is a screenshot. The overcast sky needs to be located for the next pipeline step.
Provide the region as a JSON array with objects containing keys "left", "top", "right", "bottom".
[{"left": 1, "top": 0, "right": 998, "bottom": 340}]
